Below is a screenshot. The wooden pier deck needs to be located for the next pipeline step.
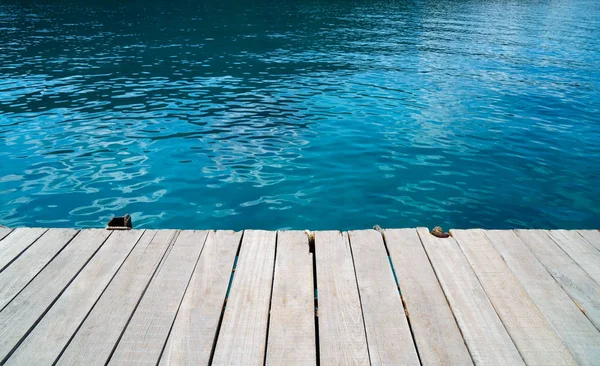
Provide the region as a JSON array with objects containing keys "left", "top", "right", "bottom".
[{"left": 0, "top": 227, "right": 599, "bottom": 365}]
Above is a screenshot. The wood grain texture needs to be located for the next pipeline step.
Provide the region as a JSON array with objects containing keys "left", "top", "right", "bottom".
[
  {"left": 58, "top": 230, "right": 177, "bottom": 365},
  {"left": 0, "top": 228, "right": 78, "bottom": 310},
  {"left": 548, "top": 230, "right": 600, "bottom": 285},
  {"left": 4, "top": 230, "right": 144, "bottom": 365},
  {"left": 314, "top": 231, "right": 369, "bottom": 366},
  {"left": 577, "top": 230, "right": 600, "bottom": 251},
  {"left": 0, "top": 228, "right": 47, "bottom": 271},
  {"left": 453, "top": 229, "right": 576, "bottom": 365},
  {"left": 266, "top": 231, "right": 316, "bottom": 366},
  {"left": 0, "top": 229, "right": 111, "bottom": 362},
  {"left": 417, "top": 227, "right": 524, "bottom": 365},
  {"left": 384, "top": 229, "right": 473, "bottom": 366},
  {"left": 0, "top": 228, "right": 12, "bottom": 241},
  {"left": 108, "top": 230, "right": 209, "bottom": 365},
  {"left": 212, "top": 230, "right": 277, "bottom": 366},
  {"left": 486, "top": 230, "right": 600, "bottom": 366},
  {"left": 348, "top": 229, "right": 419, "bottom": 366},
  {"left": 516, "top": 229, "right": 600, "bottom": 330},
  {"left": 160, "top": 230, "right": 241, "bottom": 366}
]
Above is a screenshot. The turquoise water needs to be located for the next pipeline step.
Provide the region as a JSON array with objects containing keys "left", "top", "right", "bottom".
[{"left": 1, "top": 0, "right": 599, "bottom": 230}]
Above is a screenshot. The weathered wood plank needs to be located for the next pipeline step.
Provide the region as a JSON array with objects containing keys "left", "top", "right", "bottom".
[
  {"left": 0, "top": 228, "right": 12, "bottom": 241},
  {"left": 548, "top": 230, "right": 600, "bottom": 285},
  {"left": 577, "top": 230, "right": 600, "bottom": 251},
  {"left": 266, "top": 231, "right": 316, "bottom": 366},
  {"left": 0, "top": 229, "right": 111, "bottom": 362},
  {"left": 0, "top": 228, "right": 78, "bottom": 310},
  {"left": 384, "top": 229, "right": 473, "bottom": 365},
  {"left": 108, "top": 230, "right": 209, "bottom": 365},
  {"left": 515, "top": 230, "right": 600, "bottom": 330},
  {"left": 486, "top": 230, "right": 600, "bottom": 366},
  {"left": 453, "top": 229, "right": 576, "bottom": 365},
  {"left": 348, "top": 229, "right": 419, "bottom": 365},
  {"left": 212, "top": 230, "right": 277, "bottom": 366},
  {"left": 417, "top": 227, "right": 524, "bottom": 365},
  {"left": 4, "top": 230, "right": 144, "bottom": 365},
  {"left": 314, "top": 231, "right": 369, "bottom": 366},
  {"left": 0, "top": 228, "right": 47, "bottom": 271},
  {"left": 57, "top": 230, "right": 177, "bottom": 365},
  {"left": 160, "top": 230, "right": 241, "bottom": 366}
]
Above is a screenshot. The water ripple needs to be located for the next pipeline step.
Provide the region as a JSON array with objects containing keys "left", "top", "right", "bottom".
[{"left": 0, "top": 0, "right": 599, "bottom": 230}]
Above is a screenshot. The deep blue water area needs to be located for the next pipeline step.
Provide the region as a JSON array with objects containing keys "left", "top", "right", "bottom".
[{"left": 1, "top": 0, "right": 599, "bottom": 230}]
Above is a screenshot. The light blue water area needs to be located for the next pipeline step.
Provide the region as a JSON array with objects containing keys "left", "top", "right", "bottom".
[{"left": 1, "top": 0, "right": 599, "bottom": 230}]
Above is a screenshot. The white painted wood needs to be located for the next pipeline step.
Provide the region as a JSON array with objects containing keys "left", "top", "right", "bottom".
[
  {"left": 314, "top": 231, "right": 369, "bottom": 366},
  {"left": 515, "top": 230, "right": 600, "bottom": 330},
  {"left": 486, "top": 230, "right": 600, "bottom": 366},
  {"left": 266, "top": 231, "right": 316, "bottom": 366},
  {"left": 577, "top": 230, "right": 600, "bottom": 251},
  {"left": 58, "top": 230, "right": 177, "bottom": 365},
  {"left": 0, "top": 228, "right": 78, "bottom": 310},
  {"left": 548, "top": 230, "right": 600, "bottom": 285},
  {"left": 384, "top": 229, "right": 473, "bottom": 366},
  {"left": 212, "top": 230, "right": 277, "bottom": 366},
  {"left": 453, "top": 229, "right": 576, "bottom": 365},
  {"left": 160, "top": 230, "right": 241, "bottom": 366},
  {"left": 0, "top": 229, "right": 111, "bottom": 362},
  {"left": 348, "top": 230, "right": 419, "bottom": 366},
  {"left": 4, "top": 230, "right": 144, "bottom": 365},
  {"left": 108, "top": 230, "right": 208, "bottom": 365},
  {"left": 417, "top": 227, "right": 524, "bottom": 365},
  {"left": 0, "top": 228, "right": 12, "bottom": 241},
  {"left": 0, "top": 228, "right": 47, "bottom": 271}
]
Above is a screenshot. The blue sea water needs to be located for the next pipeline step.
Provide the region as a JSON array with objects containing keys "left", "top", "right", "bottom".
[{"left": 0, "top": 0, "right": 599, "bottom": 230}]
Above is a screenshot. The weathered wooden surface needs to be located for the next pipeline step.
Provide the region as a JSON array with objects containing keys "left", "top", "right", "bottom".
[
  {"left": 266, "top": 231, "right": 316, "bottom": 366},
  {"left": 160, "top": 230, "right": 241, "bottom": 366},
  {"left": 0, "top": 228, "right": 46, "bottom": 271},
  {"left": 486, "top": 230, "right": 600, "bottom": 366},
  {"left": 58, "top": 230, "right": 176, "bottom": 365},
  {"left": 453, "top": 229, "right": 576, "bottom": 365},
  {"left": 516, "top": 229, "right": 600, "bottom": 330},
  {"left": 212, "top": 230, "right": 277, "bottom": 365},
  {"left": 1, "top": 227, "right": 599, "bottom": 365},
  {"left": 418, "top": 227, "right": 524, "bottom": 365},
  {"left": 314, "top": 231, "right": 370, "bottom": 365},
  {"left": 349, "top": 229, "right": 419, "bottom": 365},
  {"left": 0, "top": 228, "right": 77, "bottom": 309},
  {"left": 384, "top": 229, "right": 472, "bottom": 365},
  {"left": 0, "top": 229, "right": 111, "bottom": 362},
  {"left": 109, "top": 230, "right": 208, "bottom": 365},
  {"left": 6, "top": 230, "right": 143, "bottom": 365}
]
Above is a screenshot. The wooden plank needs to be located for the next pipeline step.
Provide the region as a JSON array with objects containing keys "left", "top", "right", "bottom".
[
  {"left": 453, "top": 229, "right": 576, "bottom": 365},
  {"left": 486, "top": 230, "right": 600, "bottom": 366},
  {"left": 212, "top": 230, "right": 276, "bottom": 366},
  {"left": 417, "top": 227, "right": 524, "bottom": 365},
  {"left": 348, "top": 230, "right": 419, "bottom": 365},
  {"left": 314, "top": 231, "right": 369, "bottom": 365},
  {"left": 0, "top": 228, "right": 47, "bottom": 271},
  {"left": 4, "top": 230, "right": 144, "bottom": 365},
  {"left": 384, "top": 229, "right": 473, "bottom": 365},
  {"left": 266, "top": 231, "right": 316, "bottom": 366},
  {"left": 515, "top": 230, "right": 600, "bottom": 330},
  {"left": 578, "top": 230, "right": 600, "bottom": 251},
  {"left": 0, "top": 228, "right": 12, "bottom": 241},
  {"left": 160, "top": 230, "right": 241, "bottom": 366},
  {"left": 57, "top": 230, "right": 177, "bottom": 365},
  {"left": 108, "top": 230, "right": 209, "bottom": 365},
  {"left": 0, "top": 228, "right": 78, "bottom": 310},
  {"left": 548, "top": 230, "right": 600, "bottom": 285},
  {"left": 0, "top": 229, "right": 111, "bottom": 362}
]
